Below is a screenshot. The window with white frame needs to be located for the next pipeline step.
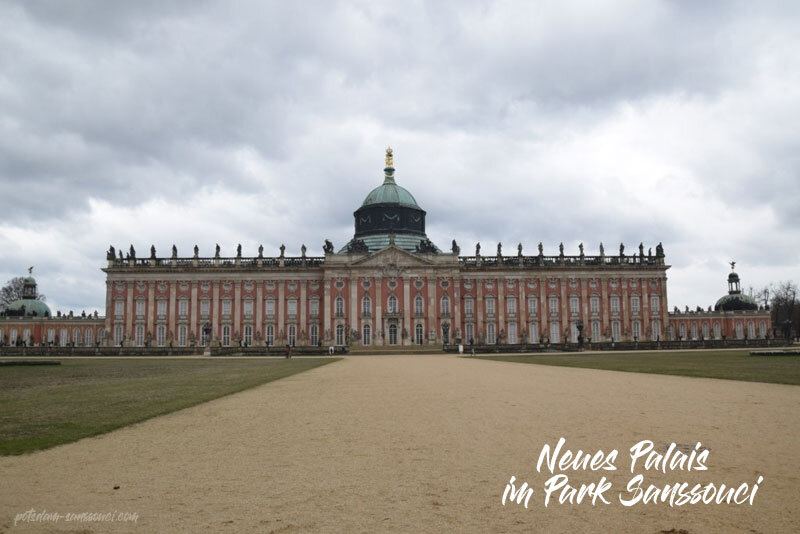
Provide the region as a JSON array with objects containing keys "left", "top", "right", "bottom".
[
  {"left": 415, "top": 295, "right": 424, "bottom": 315},
  {"left": 633, "top": 320, "right": 641, "bottom": 340},
  {"left": 487, "top": 323, "right": 496, "bottom": 344},
  {"left": 590, "top": 296, "right": 599, "bottom": 314},
  {"left": 135, "top": 325, "right": 144, "bottom": 346},
  {"left": 310, "top": 325, "right": 318, "bottom": 345},
  {"left": 60, "top": 328, "right": 67, "bottom": 346},
  {"left": 336, "top": 324, "right": 344, "bottom": 345},
  {"left": 610, "top": 296, "right": 620, "bottom": 313},
  {"left": 47, "top": 328, "right": 55, "bottom": 344},
  {"left": 265, "top": 299, "right": 275, "bottom": 317},
  {"left": 631, "top": 296, "right": 640, "bottom": 314},
  {"left": 244, "top": 325, "right": 252, "bottom": 346},
  {"left": 759, "top": 321, "right": 766, "bottom": 338},
  {"left": 73, "top": 328, "right": 80, "bottom": 345},
  {"left": 222, "top": 300, "right": 231, "bottom": 316},
  {"left": 549, "top": 297, "right": 559, "bottom": 315},
  {"left": 508, "top": 322, "right": 517, "bottom": 344},
  {"left": 387, "top": 295, "right": 398, "bottom": 313},
  {"left": 244, "top": 300, "right": 253, "bottom": 318},
  {"left": 85, "top": 328, "right": 93, "bottom": 346},
  {"left": 266, "top": 325, "right": 274, "bottom": 346},
  {"left": 222, "top": 325, "right": 230, "bottom": 346},
  {"left": 735, "top": 322, "right": 743, "bottom": 339},
  {"left": 591, "top": 320, "right": 600, "bottom": 342},
  {"left": 679, "top": 324, "right": 686, "bottom": 339},
  {"left": 178, "top": 325, "right": 187, "bottom": 346},
  {"left": 115, "top": 300, "right": 124, "bottom": 318},
  {"left": 506, "top": 297, "right": 516, "bottom": 315},
  {"left": 652, "top": 319, "right": 661, "bottom": 341},
  {"left": 157, "top": 300, "right": 167, "bottom": 317},
  {"left": 362, "top": 324, "right": 371, "bottom": 345},
  {"left": 362, "top": 295, "right": 371, "bottom": 316},
  {"left": 690, "top": 323, "right": 697, "bottom": 340},
  {"left": 335, "top": 296, "right": 344, "bottom": 316},
  {"left": 486, "top": 297, "right": 495, "bottom": 316},
  {"left": 569, "top": 296, "right": 579, "bottom": 314},
  {"left": 464, "top": 297, "right": 473, "bottom": 316},
  {"left": 179, "top": 299, "right": 188, "bottom": 317},
  {"left": 415, "top": 323, "right": 424, "bottom": 344},
  {"left": 98, "top": 329, "right": 105, "bottom": 344},
  {"left": 287, "top": 300, "right": 297, "bottom": 317},
  {"left": 612, "top": 320, "right": 620, "bottom": 342},
  {"left": 135, "top": 300, "right": 145, "bottom": 317},
  {"left": 550, "top": 322, "right": 560, "bottom": 343},
  {"left": 23, "top": 328, "right": 30, "bottom": 345},
  {"left": 157, "top": 325, "right": 165, "bottom": 347},
  {"left": 288, "top": 325, "right": 296, "bottom": 346},
  {"left": 114, "top": 325, "right": 123, "bottom": 346},
  {"left": 309, "top": 298, "right": 319, "bottom": 317},
  {"left": 465, "top": 323, "right": 474, "bottom": 344},
  {"left": 440, "top": 295, "right": 450, "bottom": 315},
  {"left": 570, "top": 322, "right": 579, "bottom": 343},
  {"left": 650, "top": 295, "right": 660, "bottom": 313},
  {"left": 527, "top": 297, "right": 538, "bottom": 315},
  {"left": 10, "top": 328, "right": 18, "bottom": 344},
  {"left": 529, "top": 322, "right": 539, "bottom": 343},
  {"left": 747, "top": 321, "right": 755, "bottom": 338},
  {"left": 201, "top": 300, "right": 210, "bottom": 317},
  {"left": 702, "top": 322, "right": 709, "bottom": 340}
]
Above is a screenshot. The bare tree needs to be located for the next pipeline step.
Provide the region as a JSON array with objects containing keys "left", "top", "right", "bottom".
[
  {"left": 769, "top": 280, "right": 799, "bottom": 339},
  {"left": 0, "top": 277, "right": 46, "bottom": 311}
]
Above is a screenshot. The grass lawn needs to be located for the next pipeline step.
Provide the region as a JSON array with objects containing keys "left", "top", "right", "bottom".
[
  {"left": 0, "top": 357, "right": 338, "bottom": 455},
  {"left": 471, "top": 349, "right": 800, "bottom": 386}
]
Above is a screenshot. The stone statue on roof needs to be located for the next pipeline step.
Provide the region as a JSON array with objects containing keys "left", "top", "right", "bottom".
[
  {"left": 172, "top": 244, "right": 177, "bottom": 258},
  {"left": 107, "top": 245, "right": 116, "bottom": 261},
  {"left": 236, "top": 244, "right": 242, "bottom": 258},
  {"left": 497, "top": 242, "right": 502, "bottom": 257},
  {"left": 475, "top": 242, "right": 481, "bottom": 256},
  {"left": 385, "top": 146, "right": 393, "bottom": 167},
  {"left": 258, "top": 244, "right": 264, "bottom": 257},
  {"left": 215, "top": 244, "right": 220, "bottom": 258},
  {"left": 517, "top": 243, "right": 523, "bottom": 256},
  {"left": 451, "top": 239, "right": 460, "bottom": 255},
  {"left": 150, "top": 245, "right": 156, "bottom": 259},
  {"left": 194, "top": 244, "right": 199, "bottom": 257},
  {"left": 280, "top": 244, "right": 285, "bottom": 257}
]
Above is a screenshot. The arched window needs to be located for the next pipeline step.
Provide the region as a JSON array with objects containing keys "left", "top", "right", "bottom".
[
  {"left": 244, "top": 325, "right": 252, "bottom": 346},
  {"left": 690, "top": 323, "right": 697, "bottom": 340},
  {"left": 222, "top": 325, "right": 230, "bottom": 346},
  {"left": 388, "top": 323, "right": 398, "bottom": 345},
  {"left": 60, "top": 328, "right": 68, "bottom": 347},
  {"left": 135, "top": 325, "right": 144, "bottom": 346},
  {"left": 415, "top": 296, "right": 424, "bottom": 315},
  {"left": 23, "top": 328, "right": 30, "bottom": 345},
  {"left": 335, "top": 297, "right": 344, "bottom": 317},
  {"left": 415, "top": 323, "right": 424, "bottom": 345},
  {"left": 362, "top": 324, "right": 371, "bottom": 345},
  {"left": 266, "top": 325, "right": 274, "bottom": 346},
  {"left": 550, "top": 322, "right": 560, "bottom": 344},
  {"left": 508, "top": 322, "right": 517, "bottom": 344},
  {"left": 612, "top": 321, "right": 620, "bottom": 342},
  {"left": 336, "top": 324, "right": 345, "bottom": 346},
  {"left": 288, "top": 325, "right": 296, "bottom": 346},
  {"left": 735, "top": 322, "right": 744, "bottom": 339},
  {"left": 713, "top": 322, "right": 721, "bottom": 340},
  {"left": 591, "top": 321, "right": 600, "bottom": 342},
  {"left": 702, "top": 322, "right": 709, "bottom": 340},
  {"left": 362, "top": 295, "right": 371, "bottom": 316},
  {"left": 10, "top": 329, "right": 18, "bottom": 345},
  {"left": 387, "top": 295, "right": 398, "bottom": 313},
  {"left": 747, "top": 321, "right": 755, "bottom": 339},
  {"left": 85, "top": 328, "right": 93, "bottom": 346},
  {"left": 633, "top": 320, "right": 642, "bottom": 340},
  {"left": 440, "top": 295, "right": 450, "bottom": 315},
  {"left": 73, "top": 328, "right": 80, "bottom": 346},
  {"left": 759, "top": 321, "right": 767, "bottom": 338},
  {"left": 652, "top": 319, "right": 661, "bottom": 341},
  {"left": 114, "top": 325, "right": 123, "bottom": 346}
]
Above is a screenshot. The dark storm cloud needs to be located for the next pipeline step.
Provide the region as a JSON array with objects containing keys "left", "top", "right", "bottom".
[{"left": 0, "top": 0, "right": 798, "bottom": 310}]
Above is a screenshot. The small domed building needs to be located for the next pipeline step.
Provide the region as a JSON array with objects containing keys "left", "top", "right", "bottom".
[{"left": 3, "top": 276, "right": 52, "bottom": 318}]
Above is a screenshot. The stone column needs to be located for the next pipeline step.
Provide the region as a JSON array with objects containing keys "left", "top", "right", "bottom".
[
  {"left": 278, "top": 280, "right": 285, "bottom": 343},
  {"left": 212, "top": 281, "right": 220, "bottom": 342},
  {"left": 454, "top": 275, "right": 462, "bottom": 343},
  {"left": 476, "top": 277, "right": 484, "bottom": 342},
  {"left": 234, "top": 280, "right": 242, "bottom": 343},
  {"left": 580, "top": 276, "right": 589, "bottom": 341},
  {"left": 300, "top": 281, "right": 307, "bottom": 345},
  {"left": 147, "top": 281, "right": 155, "bottom": 341},
  {"left": 323, "top": 279, "right": 331, "bottom": 342},
  {"left": 375, "top": 277, "right": 383, "bottom": 345},
  {"left": 519, "top": 281, "right": 526, "bottom": 342},
  {"left": 428, "top": 276, "right": 437, "bottom": 344},
  {"left": 190, "top": 281, "right": 198, "bottom": 340},
  {"left": 642, "top": 277, "right": 650, "bottom": 340},
  {"left": 539, "top": 278, "right": 547, "bottom": 342},
  {"left": 498, "top": 279, "right": 505, "bottom": 342},
  {"left": 560, "top": 278, "right": 568, "bottom": 343},
  {"left": 349, "top": 278, "right": 358, "bottom": 342},
  {"left": 104, "top": 280, "right": 112, "bottom": 346},
  {"left": 621, "top": 279, "right": 629, "bottom": 341},
  {"left": 256, "top": 281, "right": 263, "bottom": 345},
  {"left": 169, "top": 280, "right": 177, "bottom": 342},
  {"left": 601, "top": 278, "right": 609, "bottom": 340}
]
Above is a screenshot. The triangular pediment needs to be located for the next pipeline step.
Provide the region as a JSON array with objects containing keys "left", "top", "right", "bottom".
[{"left": 351, "top": 246, "right": 434, "bottom": 267}]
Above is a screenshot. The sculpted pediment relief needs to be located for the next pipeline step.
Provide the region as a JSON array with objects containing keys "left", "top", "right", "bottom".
[{"left": 351, "top": 246, "right": 434, "bottom": 269}]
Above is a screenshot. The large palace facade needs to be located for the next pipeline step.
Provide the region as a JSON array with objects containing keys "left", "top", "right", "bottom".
[{"left": 1, "top": 149, "right": 773, "bottom": 349}]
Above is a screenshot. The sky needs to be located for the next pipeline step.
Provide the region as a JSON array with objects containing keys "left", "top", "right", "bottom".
[{"left": 1, "top": 0, "right": 798, "bottom": 314}]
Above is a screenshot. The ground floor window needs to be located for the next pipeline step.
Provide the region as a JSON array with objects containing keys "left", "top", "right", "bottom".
[
  {"left": 23, "top": 328, "right": 30, "bottom": 345},
  {"left": 464, "top": 323, "right": 473, "bottom": 344},
  {"left": 550, "top": 322, "right": 560, "bottom": 344},
  {"left": 135, "top": 325, "right": 144, "bottom": 346},
  {"left": 702, "top": 322, "right": 709, "bottom": 340},
  {"left": 73, "top": 328, "right": 81, "bottom": 346},
  {"left": 10, "top": 329, "right": 18, "bottom": 345},
  {"left": 48, "top": 328, "right": 55, "bottom": 344},
  {"left": 759, "top": 321, "right": 766, "bottom": 338},
  {"left": 222, "top": 325, "right": 231, "bottom": 346},
  {"left": 487, "top": 323, "right": 496, "bottom": 345},
  {"left": 85, "top": 328, "right": 93, "bottom": 346},
  {"left": 529, "top": 322, "right": 539, "bottom": 344},
  {"left": 570, "top": 322, "right": 579, "bottom": 343},
  {"left": 633, "top": 320, "right": 641, "bottom": 341},
  {"left": 336, "top": 324, "right": 345, "bottom": 346},
  {"left": 266, "top": 325, "right": 274, "bottom": 346},
  {"left": 508, "top": 322, "right": 517, "bottom": 344},
  {"left": 157, "top": 325, "right": 166, "bottom": 347},
  {"left": 244, "top": 325, "right": 252, "bottom": 346},
  {"left": 179, "top": 325, "right": 187, "bottom": 346},
  {"left": 114, "top": 325, "right": 123, "bottom": 345},
  {"left": 652, "top": 319, "right": 661, "bottom": 341},
  {"left": 591, "top": 320, "right": 600, "bottom": 342},
  {"left": 288, "top": 325, "right": 296, "bottom": 346},
  {"left": 362, "top": 324, "right": 371, "bottom": 345},
  {"left": 310, "top": 324, "right": 318, "bottom": 346},
  {"left": 612, "top": 321, "right": 620, "bottom": 342},
  {"left": 735, "top": 322, "right": 743, "bottom": 339},
  {"left": 416, "top": 323, "right": 424, "bottom": 345},
  {"left": 713, "top": 322, "right": 721, "bottom": 339},
  {"left": 690, "top": 323, "right": 697, "bottom": 340},
  {"left": 60, "top": 328, "right": 68, "bottom": 347},
  {"left": 389, "top": 323, "right": 398, "bottom": 345},
  {"left": 679, "top": 323, "right": 686, "bottom": 340},
  {"left": 747, "top": 321, "right": 755, "bottom": 339}
]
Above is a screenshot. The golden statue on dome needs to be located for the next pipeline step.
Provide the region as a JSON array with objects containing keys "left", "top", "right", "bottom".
[{"left": 385, "top": 146, "right": 393, "bottom": 167}]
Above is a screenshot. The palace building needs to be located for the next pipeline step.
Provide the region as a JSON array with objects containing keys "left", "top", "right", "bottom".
[{"left": 1, "top": 148, "right": 773, "bottom": 349}]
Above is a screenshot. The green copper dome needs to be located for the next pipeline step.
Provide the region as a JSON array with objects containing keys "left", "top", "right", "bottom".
[
  {"left": 6, "top": 298, "right": 51, "bottom": 317},
  {"left": 361, "top": 175, "right": 420, "bottom": 209},
  {"left": 714, "top": 293, "right": 758, "bottom": 312}
]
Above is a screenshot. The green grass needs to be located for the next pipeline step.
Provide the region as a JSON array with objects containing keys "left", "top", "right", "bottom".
[
  {"left": 471, "top": 350, "right": 800, "bottom": 385},
  {"left": 0, "top": 357, "right": 339, "bottom": 455}
]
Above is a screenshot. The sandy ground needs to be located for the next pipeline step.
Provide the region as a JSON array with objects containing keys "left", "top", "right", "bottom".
[{"left": 1, "top": 355, "right": 799, "bottom": 533}]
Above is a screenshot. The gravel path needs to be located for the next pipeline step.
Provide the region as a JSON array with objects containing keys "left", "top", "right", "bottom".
[{"left": 1, "top": 355, "right": 798, "bottom": 533}]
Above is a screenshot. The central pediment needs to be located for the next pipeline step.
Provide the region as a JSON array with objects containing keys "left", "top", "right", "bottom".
[{"left": 350, "top": 246, "right": 436, "bottom": 268}]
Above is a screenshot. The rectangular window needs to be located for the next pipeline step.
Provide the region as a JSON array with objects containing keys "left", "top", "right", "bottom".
[
  {"left": 266, "top": 325, "right": 274, "bottom": 346},
  {"left": 244, "top": 300, "right": 253, "bottom": 318},
  {"left": 135, "top": 325, "right": 144, "bottom": 346},
  {"left": 591, "top": 321, "right": 600, "bottom": 342},
  {"left": 178, "top": 325, "right": 187, "bottom": 347},
  {"left": 287, "top": 300, "right": 297, "bottom": 317},
  {"left": 486, "top": 297, "right": 495, "bottom": 316},
  {"left": 201, "top": 300, "right": 210, "bottom": 317},
  {"left": 487, "top": 323, "right": 496, "bottom": 345},
  {"left": 244, "top": 325, "right": 252, "bottom": 346},
  {"left": 60, "top": 328, "right": 67, "bottom": 347},
  {"left": 157, "top": 300, "right": 167, "bottom": 317},
  {"left": 549, "top": 322, "right": 560, "bottom": 344},
  {"left": 610, "top": 296, "right": 620, "bottom": 313},
  {"left": 266, "top": 299, "right": 275, "bottom": 317},
  {"left": 508, "top": 322, "right": 517, "bottom": 344},
  {"left": 569, "top": 297, "right": 579, "bottom": 314},
  {"left": 222, "top": 300, "right": 231, "bottom": 316},
  {"left": 47, "top": 328, "right": 55, "bottom": 344},
  {"left": 590, "top": 296, "right": 599, "bottom": 314},
  {"left": 465, "top": 323, "right": 474, "bottom": 344},
  {"left": 631, "top": 296, "right": 640, "bottom": 314},
  {"left": 222, "top": 325, "right": 230, "bottom": 346},
  {"left": 612, "top": 321, "right": 620, "bottom": 342},
  {"left": 288, "top": 325, "right": 296, "bottom": 346},
  {"left": 310, "top": 299, "right": 319, "bottom": 317},
  {"left": 506, "top": 297, "right": 516, "bottom": 315},
  {"left": 114, "top": 300, "right": 124, "bottom": 318},
  {"left": 464, "top": 298, "right": 473, "bottom": 316},
  {"left": 527, "top": 297, "right": 538, "bottom": 315},
  {"left": 157, "top": 325, "right": 165, "bottom": 347},
  {"left": 653, "top": 319, "right": 662, "bottom": 341},
  {"left": 310, "top": 325, "right": 318, "bottom": 345},
  {"left": 135, "top": 300, "right": 145, "bottom": 317},
  {"left": 633, "top": 320, "right": 642, "bottom": 340},
  {"left": 114, "top": 325, "right": 123, "bottom": 346},
  {"left": 179, "top": 299, "right": 188, "bottom": 317},
  {"left": 529, "top": 322, "right": 539, "bottom": 343},
  {"left": 549, "top": 297, "right": 559, "bottom": 315}
]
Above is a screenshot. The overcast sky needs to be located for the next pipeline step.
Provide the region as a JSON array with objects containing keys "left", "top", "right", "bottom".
[{"left": 1, "top": 0, "right": 798, "bottom": 314}]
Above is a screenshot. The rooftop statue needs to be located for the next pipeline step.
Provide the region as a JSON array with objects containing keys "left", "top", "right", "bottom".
[
  {"left": 451, "top": 239, "right": 460, "bottom": 255},
  {"left": 517, "top": 243, "right": 523, "bottom": 256},
  {"left": 172, "top": 244, "right": 177, "bottom": 258},
  {"left": 215, "top": 244, "right": 220, "bottom": 258},
  {"left": 129, "top": 245, "right": 136, "bottom": 260},
  {"left": 150, "top": 245, "right": 156, "bottom": 259},
  {"left": 258, "top": 244, "right": 264, "bottom": 257},
  {"left": 475, "top": 242, "right": 481, "bottom": 256},
  {"left": 579, "top": 242, "right": 584, "bottom": 255},
  {"left": 118, "top": 250, "right": 123, "bottom": 261},
  {"left": 323, "top": 240, "right": 334, "bottom": 254},
  {"left": 619, "top": 243, "right": 624, "bottom": 256},
  {"left": 538, "top": 242, "right": 544, "bottom": 255},
  {"left": 497, "top": 242, "right": 502, "bottom": 257},
  {"left": 301, "top": 244, "right": 307, "bottom": 257},
  {"left": 416, "top": 238, "right": 437, "bottom": 254},
  {"left": 237, "top": 244, "right": 242, "bottom": 258},
  {"left": 599, "top": 242, "right": 604, "bottom": 256},
  {"left": 280, "top": 244, "right": 286, "bottom": 257},
  {"left": 385, "top": 146, "right": 393, "bottom": 167},
  {"left": 107, "top": 245, "right": 116, "bottom": 261},
  {"left": 559, "top": 242, "right": 564, "bottom": 256},
  {"left": 656, "top": 242, "right": 664, "bottom": 257},
  {"left": 639, "top": 242, "right": 644, "bottom": 257},
  {"left": 193, "top": 244, "right": 199, "bottom": 257}
]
